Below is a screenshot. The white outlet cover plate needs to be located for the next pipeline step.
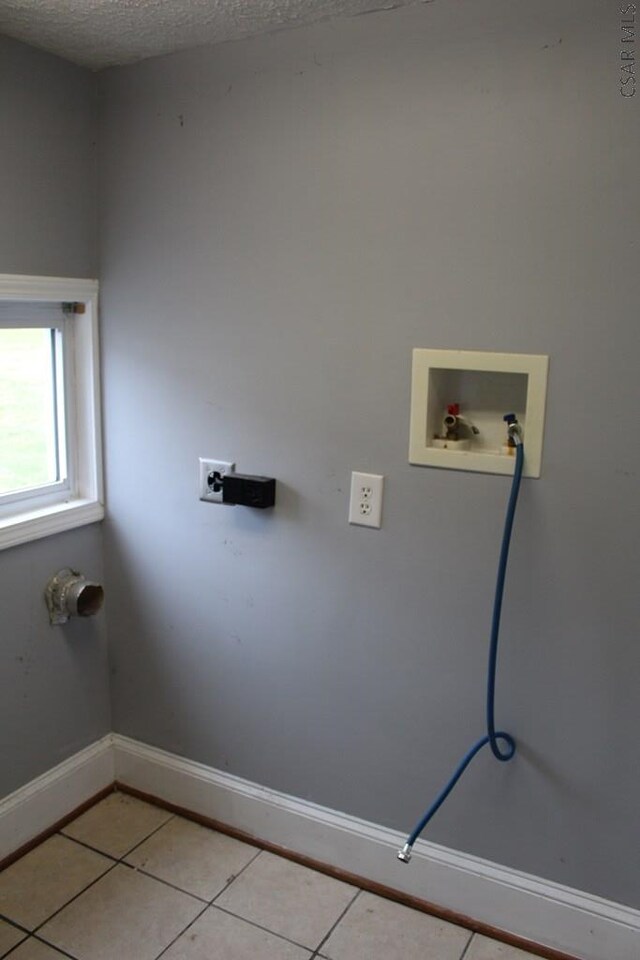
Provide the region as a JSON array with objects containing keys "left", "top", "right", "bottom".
[
  {"left": 199, "top": 459, "right": 235, "bottom": 503},
  {"left": 349, "top": 471, "right": 384, "bottom": 528}
]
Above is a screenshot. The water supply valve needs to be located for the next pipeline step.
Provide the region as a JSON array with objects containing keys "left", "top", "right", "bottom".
[
  {"left": 443, "top": 403, "right": 461, "bottom": 440},
  {"left": 433, "top": 402, "right": 479, "bottom": 451}
]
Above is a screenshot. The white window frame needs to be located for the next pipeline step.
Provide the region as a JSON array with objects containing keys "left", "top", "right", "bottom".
[{"left": 0, "top": 274, "right": 104, "bottom": 550}]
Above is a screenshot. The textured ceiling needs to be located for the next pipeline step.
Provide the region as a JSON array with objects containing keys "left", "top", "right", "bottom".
[{"left": 0, "top": 0, "right": 417, "bottom": 69}]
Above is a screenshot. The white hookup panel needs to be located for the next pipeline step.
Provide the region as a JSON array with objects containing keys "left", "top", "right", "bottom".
[
  {"left": 409, "top": 349, "right": 549, "bottom": 478},
  {"left": 349, "top": 472, "right": 384, "bottom": 528}
]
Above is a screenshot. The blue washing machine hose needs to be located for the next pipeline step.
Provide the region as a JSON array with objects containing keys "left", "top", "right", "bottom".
[{"left": 398, "top": 439, "right": 524, "bottom": 862}]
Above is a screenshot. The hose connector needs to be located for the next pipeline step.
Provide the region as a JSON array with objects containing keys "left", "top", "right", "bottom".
[
  {"left": 397, "top": 842, "right": 413, "bottom": 863},
  {"left": 503, "top": 413, "right": 523, "bottom": 447}
]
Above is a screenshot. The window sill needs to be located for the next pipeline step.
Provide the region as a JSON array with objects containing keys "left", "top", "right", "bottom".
[{"left": 0, "top": 498, "right": 104, "bottom": 551}]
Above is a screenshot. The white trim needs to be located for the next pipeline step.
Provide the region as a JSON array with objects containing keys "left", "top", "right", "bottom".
[
  {"left": 0, "top": 499, "right": 105, "bottom": 550},
  {"left": 0, "top": 736, "right": 114, "bottom": 862},
  {"left": 0, "top": 274, "right": 104, "bottom": 550},
  {"left": 0, "top": 274, "right": 99, "bottom": 302},
  {"left": 113, "top": 735, "right": 640, "bottom": 960}
]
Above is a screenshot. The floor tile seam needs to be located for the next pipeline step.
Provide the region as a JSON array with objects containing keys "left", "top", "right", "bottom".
[
  {"left": 30, "top": 860, "right": 119, "bottom": 936},
  {"left": 153, "top": 900, "right": 211, "bottom": 960},
  {"left": 32, "top": 863, "right": 205, "bottom": 960},
  {"left": 206, "top": 848, "right": 361, "bottom": 952},
  {"left": 55, "top": 832, "right": 120, "bottom": 865},
  {"left": 123, "top": 839, "right": 264, "bottom": 905},
  {"left": 118, "top": 811, "right": 177, "bottom": 860},
  {"left": 54, "top": 828, "right": 209, "bottom": 902},
  {"left": 121, "top": 814, "right": 262, "bottom": 876},
  {"left": 0, "top": 915, "right": 30, "bottom": 937},
  {"left": 29, "top": 932, "right": 80, "bottom": 960},
  {"left": 152, "top": 855, "right": 300, "bottom": 960},
  {"left": 458, "top": 931, "right": 476, "bottom": 959},
  {"left": 58, "top": 807, "right": 176, "bottom": 864},
  {"left": 207, "top": 847, "right": 264, "bottom": 906},
  {"left": 119, "top": 861, "right": 209, "bottom": 904},
  {"left": 1, "top": 942, "right": 26, "bottom": 960},
  {"left": 1, "top": 932, "right": 28, "bottom": 960},
  {"left": 2, "top": 932, "right": 79, "bottom": 960},
  {"left": 309, "top": 887, "right": 362, "bottom": 958},
  {"left": 0, "top": 938, "right": 25, "bottom": 960},
  {"left": 208, "top": 902, "right": 320, "bottom": 952}
]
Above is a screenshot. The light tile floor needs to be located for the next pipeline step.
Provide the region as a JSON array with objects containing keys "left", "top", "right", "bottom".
[{"left": 0, "top": 792, "right": 541, "bottom": 960}]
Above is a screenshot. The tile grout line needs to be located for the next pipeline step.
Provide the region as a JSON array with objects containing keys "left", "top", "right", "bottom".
[
  {"left": 29, "top": 935, "right": 80, "bottom": 960},
  {"left": 308, "top": 887, "right": 361, "bottom": 960},
  {"left": 458, "top": 931, "right": 476, "bottom": 960},
  {"left": 0, "top": 931, "right": 30, "bottom": 960},
  {"left": 121, "top": 862, "right": 209, "bottom": 903},
  {"left": 151, "top": 843, "right": 264, "bottom": 959},
  {"left": 32, "top": 861, "right": 120, "bottom": 938},
  {"left": 209, "top": 847, "right": 263, "bottom": 907},
  {"left": 152, "top": 900, "right": 211, "bottom": 960},
  {"left": 206, "top": 850, "right": 363, "bottom": 955},
  {"left": 209, "top": 901, "right": 318, "bottom": 953},
  {"left": 58, "top": 809, "right": 221, "bottom": 907},
  {"left": 54, "top": 834, "right": 120, "bottom": 864},
  {"left": 113, "top": 811, "right": 177, "bottom": 860},
  {"left": 0, "top": 914, "right": 30, "bottom": 936},
  {"left": 124, "top": 827, "right": 265, "bottom": 906},
  {"left": 206, "top": 847, "right": 326, "bottom": 951},
  {"left": 60, "top": 804, "right": 176, "bottom": 863},
  {"left": 0, "top": 921, "right": 81, "bottom": 960}
]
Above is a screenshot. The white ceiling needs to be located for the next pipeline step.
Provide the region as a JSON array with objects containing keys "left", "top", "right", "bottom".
[{"left": 0, "top": 0, "right": 418, "bottom": 70}]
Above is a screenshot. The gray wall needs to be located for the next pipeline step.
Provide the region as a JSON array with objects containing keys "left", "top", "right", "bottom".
[
  {"left": 0, "top": 36, "right": 98, "bottom": 278},
  {"left": 99, "top": 0, "right": 639, "bottom": 906},
  {"left": 0, "top": 37, "right": 110, "bottom": 796}
]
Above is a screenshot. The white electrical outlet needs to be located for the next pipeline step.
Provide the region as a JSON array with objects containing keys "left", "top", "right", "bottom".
[
  {"left": 348, "top": 472, "right": 384, "bottom": 528},
  {"left": 199, "top": 458, "right": 235, "bottom": 503}
]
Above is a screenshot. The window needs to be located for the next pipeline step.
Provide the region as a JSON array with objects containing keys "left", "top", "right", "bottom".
[{"left": 0, "top": 275, "right": 103, "bottom": 549}]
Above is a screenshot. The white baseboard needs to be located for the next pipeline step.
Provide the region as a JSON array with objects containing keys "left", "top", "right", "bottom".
[
  {"left": 113, "top": 734, "right": 639, "bottom": 960},
  {"left": 0, "top": 736, "right": 114, "bottom": 862},
  {"left": 2, "top": 735, "right": 638, "bottom": 960}
]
